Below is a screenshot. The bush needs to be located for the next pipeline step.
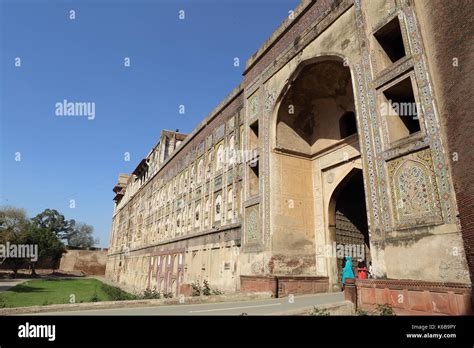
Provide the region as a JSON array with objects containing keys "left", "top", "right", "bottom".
[
  {"left": 375, "top": 303, "right": 395, "bottom": 316},
  {"left": 356, "top": 309, "right": 369, "bottom": 316},
  {"left": 211, "top": 288, "right": 224, "bottom": 296},
  {"left": 312, "top": 307, "right": 330, "bottom": 316},
  {"left": 162, "top": 292, "right": 173, "bottom": 299},
  {"left": 356, "top": 304, "right": 395, "bottom": 316},
  {"left": 191, "top": 282, "right": 201, "bottom": 297},
  {"left": 100, "top": 283, "right": 136, "bottom": 301},
  {"left": 191, "top": 280, "right": 223, "bottom": 296},
  {"left": 202, "top": 280, "right": 212, "bottom": 296},
  {"left": 141, "top": 288, "right": 161, "bottom": 300}
]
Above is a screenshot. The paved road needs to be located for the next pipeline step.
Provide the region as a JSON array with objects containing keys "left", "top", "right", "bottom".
[
  {"left": 0, "top": 278, "right": 28, "bottom": 292},
  {"left": 36, "top": 292, "right": 344, "bottom": 316}
]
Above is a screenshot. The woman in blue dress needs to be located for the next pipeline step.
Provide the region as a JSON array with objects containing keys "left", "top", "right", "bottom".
[{"left": 341, "top": 256, "right": 355, "bottom": 289}]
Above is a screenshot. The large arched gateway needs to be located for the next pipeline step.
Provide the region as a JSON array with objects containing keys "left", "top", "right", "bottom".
[{"left": 268, "top": 56, "right": 371, "bottom": 289}]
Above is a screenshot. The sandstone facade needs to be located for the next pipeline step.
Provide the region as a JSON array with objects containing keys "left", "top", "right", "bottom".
[{"left": 106, "top": 0, "right": 473, "bottom": 314}]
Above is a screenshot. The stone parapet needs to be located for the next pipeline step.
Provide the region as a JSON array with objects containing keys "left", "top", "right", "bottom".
[{"left": 356, "top": 278, "right": 472, "bottom": 315}]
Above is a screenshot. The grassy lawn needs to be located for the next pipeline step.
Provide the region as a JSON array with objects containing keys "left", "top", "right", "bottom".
[{"left": 0, "top": 278, "right": 134, "bottom": 308}]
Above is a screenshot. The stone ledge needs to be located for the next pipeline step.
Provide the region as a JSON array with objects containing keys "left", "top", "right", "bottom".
[
  {"left": 356, "top": 278, "right": 472, "bottom": 293},
  {"left": 108, "top": 223, "right": 242, "bottom": 257},
  {"left": 0, "top": 292, "right": 273, "bottom": 316},
  {"left": 274, "top": 300, "right": 355, "bottom": 316}
]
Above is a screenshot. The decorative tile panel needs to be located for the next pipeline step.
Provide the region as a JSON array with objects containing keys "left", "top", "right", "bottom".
[
  {"left": 247, "top": 91, "right": 259, "bottom": 120},
  {"left": 214, "top": 124, "right": 225, "bottom": 143},
  {"left": 387, "top": 148, "right": 442, "bottom": 228},
  {"left": 245, "top": 204, "right": 260, "bottom": 244}
]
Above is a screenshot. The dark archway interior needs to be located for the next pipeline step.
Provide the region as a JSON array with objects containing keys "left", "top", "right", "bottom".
[
  {"left": 276, "top": 59, "right": 356, "bottom": 156},
  {"left": 339, "top": 111, "right": 357, "bottom": 138},
  {"left": 334, "top": 170, "right": 370, "bottom": 279}
]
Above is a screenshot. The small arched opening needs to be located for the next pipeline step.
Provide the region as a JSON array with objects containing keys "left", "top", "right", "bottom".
[{"left": 328, "top": 168, "right": 371, "bottom": 288}]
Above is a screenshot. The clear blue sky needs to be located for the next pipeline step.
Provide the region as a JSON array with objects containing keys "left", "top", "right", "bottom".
[{"left": 0, "top": 0, "right": 300, "bottom": 247}]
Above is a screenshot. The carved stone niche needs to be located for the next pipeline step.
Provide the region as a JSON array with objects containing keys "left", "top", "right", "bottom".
[{"left": 387, "top": 148, "right": 443, "bottom": 229}]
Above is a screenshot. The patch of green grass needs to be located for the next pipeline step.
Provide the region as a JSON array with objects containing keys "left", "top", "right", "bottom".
[{"left": 0, "top": 278, "right": 134, "bottom": 308}]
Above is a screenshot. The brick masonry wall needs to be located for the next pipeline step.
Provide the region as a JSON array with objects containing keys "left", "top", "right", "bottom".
[
  {"left": 240, "top": 275, "right": 329, "bottom": 298},
  {"left": 277, "top": 276, "right": 329, "bottom": 297},
  {"left": 240, "top": 275, "right": 278, "bottom": 295},
  {"left": 414, "top": 0, "right": 474, "bottom": 285},
  {"left": 59, "top": 249, "right": 107, "bottom": 275},
  {"left": 356, "top": 279, "right": 472, "bottom": 315}
]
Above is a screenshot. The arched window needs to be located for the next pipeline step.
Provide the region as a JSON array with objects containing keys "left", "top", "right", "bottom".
[
  {"left": 188, "top": 207, "right": 193, "bottom": 231},
  {"left": 240, "top": 188, "right": 243, "bottom": 214},
  {"left": 195, "top": 204, "right": 201, "bottom": 228},
  {"left": 182, "top": 206, "right": 187, "bottom": 231},
  {"left": 339, "top": 112, "right": 357, "bottom": 138},
  {"left": 227, "top": 188, "right": 234, "bottom": 220},
  {"left": 190, "top": 165, "right": 195, "bottom": 185},
  {"left": 216, "top": 144, "right": 224, "bottom": 171},
  {"left": 197, "top": 159, "right": 204, "bottom": 184},
  {"left": 170, "top": 213, "right": 175, "bottom": 235},
  {"left": 207, "top": 149, "right": 214, "bottom": 175},
  {"left": 205, "top": 199, "right": 210, "bottom": 226},
  {"left": 177, "top": 213, "right": 181, "bottom": 233},
  {"left": 229, "top": 136, "right": 235, "bottom": 165},
  {"left": 214, "top": 195, "right": 222, "bottom": 222}
]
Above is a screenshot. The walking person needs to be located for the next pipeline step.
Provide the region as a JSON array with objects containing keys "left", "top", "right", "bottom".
[{"left": 341, "top": 256, "right": 355, "bottom": 290}]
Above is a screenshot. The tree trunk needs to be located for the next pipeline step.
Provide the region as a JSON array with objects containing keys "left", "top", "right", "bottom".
[{"left": 31, "top": 262, "right": 37, "bottom": 276}]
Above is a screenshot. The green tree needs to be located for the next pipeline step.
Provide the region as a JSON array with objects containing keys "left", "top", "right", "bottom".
[
  {"left": 0, "top": 206, "right": 30, "bottom": 242},
  {"left": 2, "top": 232, "right": 28, "bottom": 277},
  {"left": 0, "top": 206, "right": 30, "bottom": 276},
  {"left": 22, "top": 225, "right": 66, "bottom": 275},
  {"left": 67, "top": 223, "right": 98, "bottom": 248},
  {"left": 31, "top": 209, "right": 75, "bottom": 240}
]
